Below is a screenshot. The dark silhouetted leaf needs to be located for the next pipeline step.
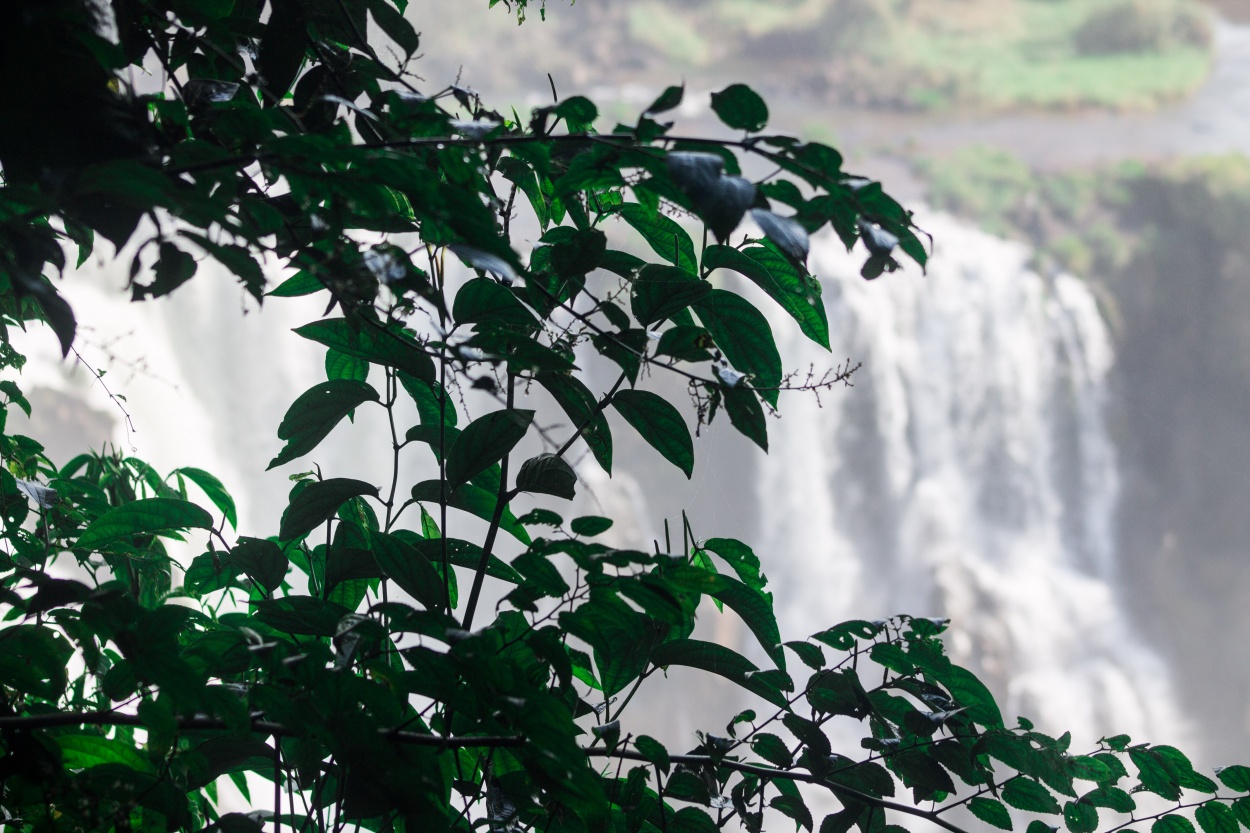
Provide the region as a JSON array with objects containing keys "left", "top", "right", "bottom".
[
  {"left": 231, "top": 537, "right": 287, "bottom": 594},
  {"left": 611, "top": 389, "right": 693, "bottom": 478},
  {"left": 570, "top": 516, "right": 612, "bottom": 537},
  {"left": 752, "top": 209, "right": 810, "bottom": 265},
  {"left": 410, "top": 480, "right": 530, "bottom": 544},
  {"left": 694, "top": 289, "right": 782, "bottom": 406},
  {"left": 445, "top": 409, "right": 534, "bottom": 490},
  {"left": 723, "top": 386, "right": 768, "bottom": 451},
  {"left": 650, "top": 638, "right": 786, "bottom": 707},
  {"left": 280, "top": 479, "right": 379, "bottom": 542},
  {"left": 646, "top": 85, "right": 684, "bottom": 115},
  {"left": 372, "top": 532, "right": 445, "bottom": 611},
  {"left": 253, "top": 597, "right": 351, "bottom": 637},
  {"left": 453, "top": 278, "right": 538, "bottom": 329},
  {"left": 295, "top": 318, "right": 435, "bottom": 383},
  {"left": 710, "top": 84, "right": 768, "bottom": 132},
  {"left": 537, "top": 372, "right": 612, "bottom": 473},
  {"left": 631, "top": 264, "right": 712, "bottom": 327},
  {"left": 516, "top": 453, "right": 576, "bottom": 500},
  {"left": 268, "top": 380, "right": 380, "bottom": 469}
]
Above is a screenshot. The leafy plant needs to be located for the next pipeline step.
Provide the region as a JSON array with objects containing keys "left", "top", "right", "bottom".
[{"left": 0, "top": 3, "right": 1242, "bottom": 833}]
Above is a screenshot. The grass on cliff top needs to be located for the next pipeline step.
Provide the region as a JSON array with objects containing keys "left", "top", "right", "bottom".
[
  {"left": 916, "top": 148, "right": 1250, "bottom": 279},
  {"left": 626, "top": 0, "right": 1215, "bottom": 111}
]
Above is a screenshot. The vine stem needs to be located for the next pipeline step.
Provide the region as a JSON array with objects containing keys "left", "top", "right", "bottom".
[
  {"left": 461, "top": 371, "right": 516, "bottom": 631},
  {"left": 556, "top": 371, "right": 627, "bottom": 459}
]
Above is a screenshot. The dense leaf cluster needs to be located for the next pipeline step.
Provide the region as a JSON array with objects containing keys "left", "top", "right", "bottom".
[{"left": 0, "top": 3, "right": 1241, "bottom": 833}]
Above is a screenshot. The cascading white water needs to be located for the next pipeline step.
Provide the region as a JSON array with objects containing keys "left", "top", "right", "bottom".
[
  {"left": 756, "top": 210, "right": 1188, "bottom": 750},
  {"left": 14, "top": 210, "right": 1192, "bottom": 754}
]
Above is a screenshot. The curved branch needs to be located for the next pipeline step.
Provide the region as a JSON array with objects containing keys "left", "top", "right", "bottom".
[
  {"left": 583, "top": 749, "right": 973, "bottom": 833},
  {"left": 0, "top": 710, "right": 970, "bottom": 833}
]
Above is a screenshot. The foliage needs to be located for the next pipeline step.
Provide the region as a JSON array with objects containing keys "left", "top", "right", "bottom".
[{"left": 0, "top": 3, "right": 1244, "bottom": 833}]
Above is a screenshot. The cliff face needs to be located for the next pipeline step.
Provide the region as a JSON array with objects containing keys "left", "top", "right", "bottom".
[
  {"left": 922, "top": 152, "right": 1250, "bottom": 760},
  {"left": 1097, "top": 164, "right": 1250, "bottom": 761}
]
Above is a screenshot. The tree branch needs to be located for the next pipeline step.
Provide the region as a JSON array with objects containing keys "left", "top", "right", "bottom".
[{"left": 0, "top": 710, "right": 971, "bottom": 833}]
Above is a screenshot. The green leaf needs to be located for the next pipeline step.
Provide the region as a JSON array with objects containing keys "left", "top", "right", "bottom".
[
  {"left": 410, "top": 480, "right": 530, "bottom": 545},
  {"left": 752, "top": 733, "right": 792, "bottom": 767},
  {"left": 537, "top": 372, "right": 612, "bottom": 473},
  {"left": 701, "top": 537, "right": 765, "bottom": 591},
  {"left": 631, "top": 265, "right": 712, "bottom": 327},
  {"left": 611, "top": 389, "right": 693, "bottom": 478},
  {"left": 231, "top": 537, "right": 288, "bottom": 594},
  {"left": 453, "top": 278, "right": 539, "bottom": 330},
  {"left": 693, "top": 289, "right": 783, "bottom": 406},
  {"left": 409, "top": 537, "right": 521, "bottom": 583},
  {"left": 267, "top": 271, "right": 324, "bottom": 298},
  {"left": 704, "top": 245, "right": 829, "bottom": 349},
  {"left": 555, "top": 96, "right": 598, "bottom": 130},
  {"left": 969, "top": 798, "right": 1014, "bottom": 831},
  {"left": 372, "top": 532, "right": 445, "bottom": 611},
  {"left": 1003, "top": 778, "right": 1061, "bottom": 814},
  {"left": 649, "top": 638, "right": 787, "bottom": 707},
  {"left": 646, "top": 85, "right": 684, "bottom": 115},
  {"left": 1068, "top": 756, "right": 1114, "bottom": 783},
  {"left": 268, "top": 380, "right": 380, "bottom": 469},
  {"left": 253, "top": 597, "right": 352, "bottom": 637},
  {"left": 635, "top": 735, "right": 671, "bottom": 774},
  {"left": 723, "top": 386, "right": 768, "bottom": 451},
  {"left": 570, "top": 516, "right": 612, "bottom": 537},
  {"left": 59, "top": 734, "right": 155, "bottom": 774},
  {"left": 77, "top": 498, "right": 213, "bottom": 551},
  {"left": 1220, "top": 766, "right": 1250, "bottom": 793},
  {"left": 1198, "top": 804, "right": 1241, "bottom": 833},
  {"left": 710, "top": 84, "right": 768, "bottom": 132},
  {"left": 701, "top": 573, "right": 782, "bottom": 670},
  {"left": 279, "top": 479, "right": 380, "bottom": 542},
  {"left": 400, "top": 373, "right": 457, "bottom": 429},
  {"left": 943, "top": 664, "right": 1004, "bottom": 728},
  {"left": 173, "top": 467, "right": 238, "bottom": 529},
  {"left": 656, "top": 326, "right": 714, "bottom": 362},
  {"left": 326, "top": 349, "right": 369, "bottom": 383},
  {"left": 618, "top": 203, "right": 697, "bottom": 272},
  {"left": 1233, "top": 798, "right": 1250, "bottom": 830},
  {"left": 366, "top": 0, "right": 420, "bottom": 56},
  {"left": 182, "top": 231, "right": 264, "bottom": 299},
  {"left": 785, "top": 640, "right": 825, "bottom": 669},
  {"left": 295, "top": 318, "right": 435, "bottom": 383},
  {"left": 445, "top": 408, "right": 534, "bottom": 490},
  {"left": 1131, "top": 748, "right": 1182, "bottom": 800},
  {"left": 772, "top": 795, "right": 814, "bottom": 832},
  {"left": 1082, "top": 786, "right": 1135, "bottom": 813},
  {"left": 0, "top": 625, "right": 72, "bottom": 698},
  {"left": 1154, "top": 817, "right": 1197, "bottom": 833},
  {"left": 673, "top": 808, "right": 719, "bottom": 833},
  {"left": 1064, "top": 801, "right": 1099, "bottom": 833},
  {"left": 516, "top": 454, "right": 577, "bottom": 500}
]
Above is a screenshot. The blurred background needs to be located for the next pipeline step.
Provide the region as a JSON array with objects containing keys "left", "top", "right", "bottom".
[{"left": 16, "top": 0, "right": 1250, "bottom": 773}]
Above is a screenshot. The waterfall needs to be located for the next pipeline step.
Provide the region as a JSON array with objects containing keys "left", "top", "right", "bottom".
[
  {"left": 756, "top": 210, "right": 1188, "bottom": 749},
  {"left": 14, "top": 211, "right": 1191, "bottom": 752}
]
